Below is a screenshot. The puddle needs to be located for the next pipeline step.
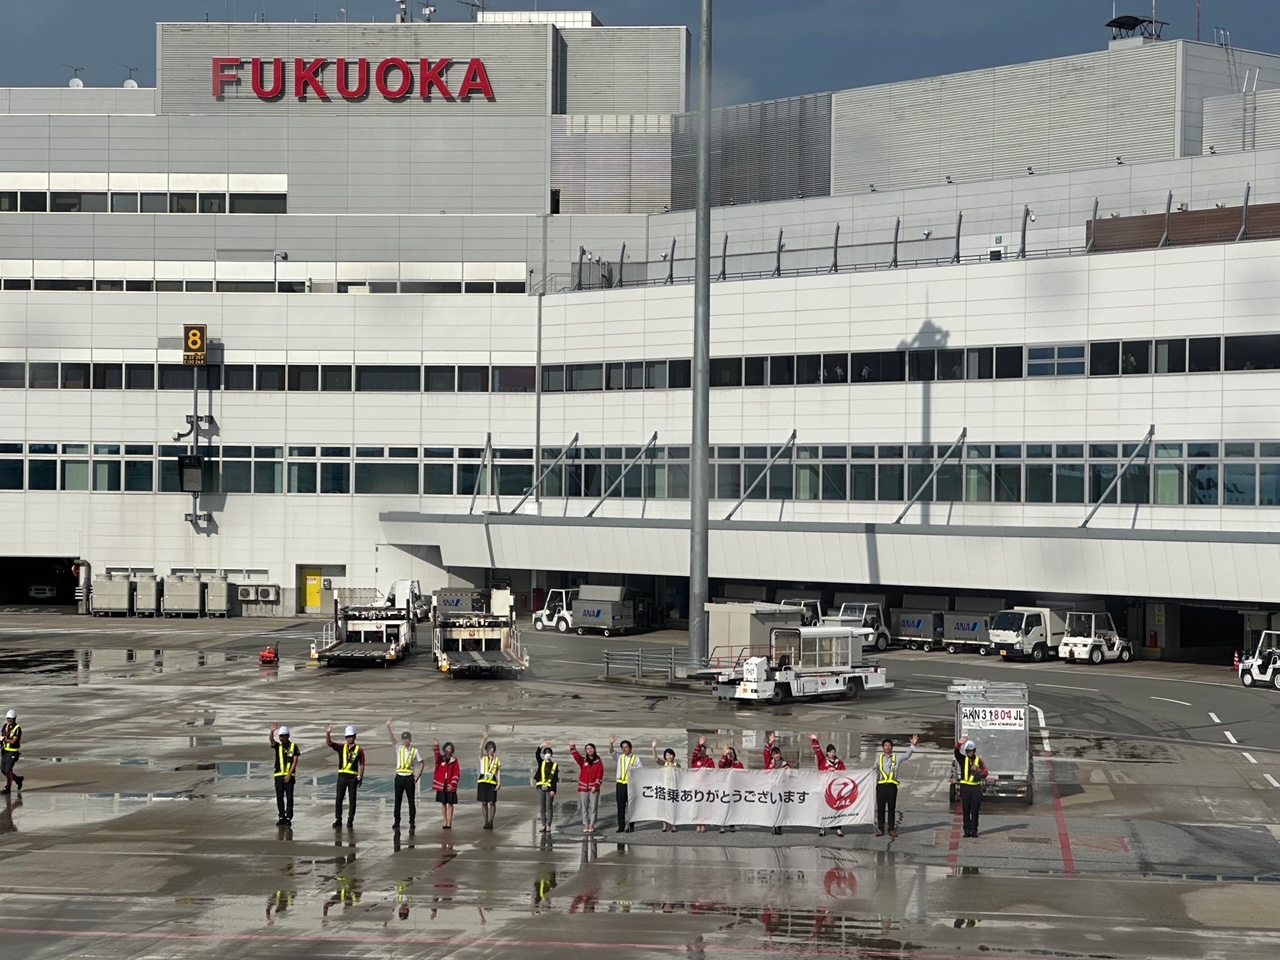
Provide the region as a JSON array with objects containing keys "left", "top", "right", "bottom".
[{"left": 0, "top": 646, "right": 265, "bottom": 684}]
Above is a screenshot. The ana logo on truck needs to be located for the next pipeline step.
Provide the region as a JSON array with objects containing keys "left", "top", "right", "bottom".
[
  {"left": 955, "top": 621, "right": 981, "bottom": 633},
  {"left": 583, "top": 608, "right": 603, "bottom": 618},
  {"left": 440, "top": 597, "right": 464, "bottom": 607},
  {"left": 901, "top": 618, "right": 926, "bottom": 630}
]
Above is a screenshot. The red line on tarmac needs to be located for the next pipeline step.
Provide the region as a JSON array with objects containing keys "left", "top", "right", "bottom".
[
  {"left": 1045, "top": 750, "right": 1077, "bottom": 878},
  {"left": 0, "top": 925, "right": 1049, "bottom": 960}
]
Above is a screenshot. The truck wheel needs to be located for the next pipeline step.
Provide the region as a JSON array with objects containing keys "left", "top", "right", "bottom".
[
  {"left": 1089, "top": 647, "right": 1104, "bottom": 665},
  {"left": 576, "top": 627, "right": 584, "bottom": 636},
  {"left": 768, "top": 685, "right": 788, "bottom": 705},
  {"left": 876, "top": 632, "right": 889, "bottom": 652},
  {"left": 602, "top": 628, "right": 612, "bottom": 638},
  {"left": 844, "top": 679, "right": 858, "bottom": 699},
  {"left": 1273, "top": 672, "right": 1280, "bottom": 692},
  {"left": 1119, "top": 646, "right": 1133, "bottom": 663},
  {"left": 534, "top": 619, "right": 545, "bottom": 631},
  {"left": 1242, "top": 671, "right": 1255, "bottom": 687},
  {"left": 946, "top": 643, "right": 958, "bottom": 655},
  {"left": 1031, "top": 644, "right": 1047, "bottom": 663},
  {"left": 556, "top": 618, "right": 569, "bottom": 634},
  {"left": 978, "top": 645, "right": 990, "bottom": 657}
]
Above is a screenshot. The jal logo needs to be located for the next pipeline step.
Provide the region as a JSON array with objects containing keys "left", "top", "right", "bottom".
[{"left": 824, "top": 776, "right": 859, "bottom": 811}]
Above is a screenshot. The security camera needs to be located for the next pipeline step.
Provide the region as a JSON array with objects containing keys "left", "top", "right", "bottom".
[{"left": 922, "top": 230, "right": 932, "bottom": 239}]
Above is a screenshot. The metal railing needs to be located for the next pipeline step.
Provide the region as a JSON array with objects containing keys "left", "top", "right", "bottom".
[{"left": 602, "top": 648, "right": 706, "bottom": 682}]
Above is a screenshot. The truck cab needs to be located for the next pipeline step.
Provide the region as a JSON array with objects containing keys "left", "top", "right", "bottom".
[
  {"left": 1060, "top": 612, "right": 1133, "bottom": 664},
  {"left": 1240, "top": 630, "right": 1280, "bottom": 689},
  {"left": 821, "top": 602, "right": 892, "bottom": 651},
  {"left": 991, "top": 606, "right": 1068, "bottom": 662},
  {"left": 780, "top": 598, "right": 823, "bottom": 626}
]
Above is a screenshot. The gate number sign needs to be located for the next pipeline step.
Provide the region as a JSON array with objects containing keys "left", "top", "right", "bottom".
[{"left": 183, "top": 324, "right": 208, "bottom": 366}]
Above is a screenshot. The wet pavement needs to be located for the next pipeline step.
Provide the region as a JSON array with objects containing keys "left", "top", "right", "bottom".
[{"left": 1, "top": 616, "right": 1280, "bottom": 958}]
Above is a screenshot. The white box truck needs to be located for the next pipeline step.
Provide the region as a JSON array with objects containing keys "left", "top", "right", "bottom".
[{"left": 991, "top": 606, "right": 1070, "bottom": 662}]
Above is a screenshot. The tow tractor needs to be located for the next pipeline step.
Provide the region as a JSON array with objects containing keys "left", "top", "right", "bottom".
[
  {"left": 821, "top": 602, "right": 892, "bottom": 652},
  {"left": 258, "top": 642, "right": 280, "bottom": 665},
  {"left": 712, "top": 625, "right": 892, "bottom": 704},
  {"left": 433, "top": 586, "right": 529, "bottom": 679},
  {"left": 1059, "top": 612, "right": 1133, "bottom": 664},
  {"left": 311, "top": 598, "right": 416, "bottom": 666},
  {"left": 1239, "top": 630, "right": 1280, "bottom": 689}
]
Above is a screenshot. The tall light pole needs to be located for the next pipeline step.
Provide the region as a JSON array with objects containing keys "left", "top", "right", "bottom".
[{"left": 688, "top": 0, "right": 713, "bottom": 662}]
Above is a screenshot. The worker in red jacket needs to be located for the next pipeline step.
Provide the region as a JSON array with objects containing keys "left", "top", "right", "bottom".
[
  {"left": 568, "top": 741, "right": 604, "bottom": 833},
  {"left": 811, "top": 734, "right": 847, "bottom": 838},
  {"left": 764, "top": 732, "right": 790, "bottom": 771},
  {"left": 688, "top": 736, "right": 716, "bottom": 833},
  {"left": 432, "top": 739, "right": 461, "bottom": 830},
  {"left": 717, "top": 745, "right": 744, "bottom": 835}
]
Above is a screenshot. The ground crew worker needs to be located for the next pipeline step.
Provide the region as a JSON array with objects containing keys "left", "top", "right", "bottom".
[
  {"left": 764, "top": 732, "right": 790, "bottom": 835},
  {"left": 325, "top": 723, "right": 365, "bottom": 829},
  {"left": 689, "top": 736, "right": 716, "bottom": 832},
  {"left": 568, "top": 741, "right": 604, "bottom": 833},
  {"left": 1, "top": 709, "right": 21, "bottom": 795},
  {"left": 386, "top": 718, "right": 425, "bottom": 832},
  {"left": 810, "top": 734, "right": 847, "bottom": 837},
  {"left": 534, "top": 741, "right": 559, "bottom": 834},
  {"left": 432, "top": 739, "right": 461, "bottom": 829},
  {"left": 718, "top": 747, "right": 744, "bottom": 834},
  {"left": 608, "top": 733, "right": 640, "bottom": 833},
  {"left": 477, "top": 726, "right": 501, "bottom": 830},
  {"left": 874, "top": 734, "right": 918, "bottom": 838},
  {"left": 268, "top": 723, "right": 300, "bottom": 826},
  {"left": 955, "top": 738, "right": 989, "bottom": 838}
]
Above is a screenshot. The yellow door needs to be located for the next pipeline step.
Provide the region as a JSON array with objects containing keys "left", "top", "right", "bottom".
[{"left": 303, "top": 569, "right": 323, "bottom": 610}]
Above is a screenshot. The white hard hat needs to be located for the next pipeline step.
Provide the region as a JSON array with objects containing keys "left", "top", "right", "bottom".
[
  {"left": 5, "top": 709, "right": 14, "bottom": 719},
  {"left": 278, "top": 726, "right": 290, "bottom": 736},
  {"left": 344, "top": 725, "right": 357, "bottom": 737},
  {"left": 964, "top": 740, "right": 976, "bottom": 752}
]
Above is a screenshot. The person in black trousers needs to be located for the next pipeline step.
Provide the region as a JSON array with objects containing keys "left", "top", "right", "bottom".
[
  {"left": 874, "top": 734, "right": 918, "bottom": 838},
  {"left": 326, "top": 723, "right": 366, "bottom": 829},
  {"left": 269, "top": 723, "right": 300, "bottom": 826},
  {"left": 387, "top": 718, "right": 425, "bottom": 832},
  {"left": 954, "top": 739, "right": 989, "bottom": 838}
]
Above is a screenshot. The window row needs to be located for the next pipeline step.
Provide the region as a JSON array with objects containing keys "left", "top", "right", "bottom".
[
  {"left": 4, "top": 456, "right": 1280, "bottom": 506},
  {"left": 0, "top": 278, "right": 526, "bottom": 294},
  {"left": 0, "top": 362, "right": 538, "bottom": 394},
  {"left": 0, "top": 443, "right": 531, "bottom": 461},
  {"left": 0, "top": 191, "right": 286, "bottom": 215}
]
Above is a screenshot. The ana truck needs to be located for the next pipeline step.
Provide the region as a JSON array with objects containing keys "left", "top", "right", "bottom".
[
  {"left": 941, "top": 600, "right": 1006, "bottom": 655},
  {"left": 821, "top": 602, "right": 892, "bottom": 651},
  {"left": 894, "top": 608, "right": 946, "bottom": 651},
  {"left": 432, "top": 586, "right": 528, "bottom": 679},
  {"left": 312, "top": 600, "right": 417, "bottom": 666},
  {"left": 1059, "top": 611, "right": 1134, "bottom": 664},
  {"left": 712, "top": 625, "right": 893, "bottom": 704},
  {"left": 532, "top": 585, "right": 635, "bottom": 637},
  {"left": 991, "top": 606, "right": 1070, "bottom": 662}
]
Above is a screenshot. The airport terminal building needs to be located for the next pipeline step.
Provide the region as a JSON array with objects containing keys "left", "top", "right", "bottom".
[{"left": 3, "top": 11, "right": 1280, "bottom": 656}]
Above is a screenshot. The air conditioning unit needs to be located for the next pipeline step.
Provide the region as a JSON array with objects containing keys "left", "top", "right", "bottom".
[
  {"left": 258, "top": 585, "right": 280, "bottom": 603},
  {"left": 237, "top": 585, "right": 256, "bottom": 601}
]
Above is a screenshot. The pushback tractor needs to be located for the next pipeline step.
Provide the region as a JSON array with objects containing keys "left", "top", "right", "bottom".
[{"left": 1239, "top": 631, "right": 1280, "bottom": 689}]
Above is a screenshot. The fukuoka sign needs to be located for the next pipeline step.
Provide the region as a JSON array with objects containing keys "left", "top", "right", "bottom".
[
  {"left": 211, "top": 57, "right": 494, "bottom": 101},
  {"left": 627, "top": 768, "right": 876, "bottom": 829}
]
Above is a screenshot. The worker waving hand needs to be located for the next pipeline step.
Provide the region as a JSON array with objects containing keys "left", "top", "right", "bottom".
[{"left": 810, "top": 734, "right": 847, "bottom": 837}]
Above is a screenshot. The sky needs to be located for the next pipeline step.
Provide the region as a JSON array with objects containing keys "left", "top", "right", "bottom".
[{"left": 3, "top": 1, "right": 1280, "bottom": 104}]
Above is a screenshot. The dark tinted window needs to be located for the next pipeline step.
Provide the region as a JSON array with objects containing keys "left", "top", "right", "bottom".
[
  {"left": 908, "top": 350, "right": 936, "bottom": 382},
  {"left": 995, "top": 345, "right": 1023, "bottom": 379},
  {"left": 124, "top": 363, "right": 154, "bottom": 389},
  {"left": 491, "top": 366, "right": 535, "bottom": 392},
  {"left": 852, "top": 351, "right": 905, "bottom": 383},
  {"left": 457, "top": 365, "right": 488, "bottom": 392},
  {"left": 425, "top": 366, "right": 456, "bottom": 392},
  {"left": 1225, "top": 334, "right": 1280, "bottom": 371},
  {"left": 355, "top": 366, "right": 420, "bottom": 391},
  {"left": 287, "top": 365, "right": 319, "bottom": 391},
  {"left": 228, "top": 193, "right": 287, "bottom": 214},
  {"left": 795, "top": 355, "right": 822, "bottom": 385},
  {"left": 1122, "top": 340, "right": 1151, "bottom": 375},
  {"left": 769, "top": 356, "right": 794, "bottom": 386},
  {"left": 321, "top": 365, "right": 352, "bottom": 391},
  {"left": 744, "top": 357, "right": 767, "bottom": 386},
  {"left": 61, "top": 362, "right": 89, "bottom": 389},
  {"left": 28, "top": 362, "right": 58, "bottom": 388},
  {"left": 1188, "top": 337, "right": 1220, "bottom": 373},
  {"left": 1090, "top": 341, "right": 1119, "bottom": 376},
  {"left": 668, "top": 358, "right": 692, "bottom": 388},
  {"left": 710, "top": 357, "right": 742, "bottom": 387},
  {"left": 224, "top": 365, "right": 254, "bottom": 391},
  {"left": 1155, "top": 338, "right": 1186, "bottom": 374},
  {"left": 256, "top": 365, "right": 285, "bottom": 391},
  {"left": 92, "top": 363, "right": 123, "bottom": 389}
]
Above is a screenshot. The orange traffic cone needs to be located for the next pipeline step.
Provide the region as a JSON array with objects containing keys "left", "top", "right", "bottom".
[{"left": 1233, "top": 649, "right": 1240, "bottom": 672}]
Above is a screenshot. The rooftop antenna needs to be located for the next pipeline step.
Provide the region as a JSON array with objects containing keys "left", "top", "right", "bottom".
[
  {"left": 338, "top": 7, "right": 347, "bottom": 21},
  {"left": 457, "top": 0, "right": 486, "bottom": 20},
  {"left": 63, "top": 64, "right": 85, "bottom": 88},
  {"left": 420, "top": 3, "right": 436, "bottom": 20},
  {"left": 395, "top": 0, "right": 408, "bottom": 22},
  {"left": 119, "top": 64, "right": 140, "bottom": 89}
]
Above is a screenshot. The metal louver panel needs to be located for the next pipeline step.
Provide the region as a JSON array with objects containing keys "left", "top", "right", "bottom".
[
  {"left": 559, "top": 27, "right": 687, "bottom": 115},
  {"left": 551, "top": 114, "right": 672, "bottom": 213},
  {"left": 833, "top": 44, "right": 1180, "bottom": 195},
  {"left": 670, "top": 92, "right": 832, "bottom": 211}
]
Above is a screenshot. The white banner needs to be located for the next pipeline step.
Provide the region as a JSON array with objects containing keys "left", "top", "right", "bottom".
[
  {"left": 628, "top": 767, "right": 876, "bottom": 829},
  {"left": 960, "top": 705, "right": 1027, "bottom": 730}
]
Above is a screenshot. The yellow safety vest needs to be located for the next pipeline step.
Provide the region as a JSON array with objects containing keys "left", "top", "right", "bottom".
[
  {"left": 536, "top": 759, "right": 558, "bottom": 788},
  {"left": 2, "top": 723, "right": 19, "bottom": 753},
  {"left": 878, "top": 753, "right": 900, "bottom": 786},
  {"left": 617, "top": 753, "right": 638, "bottom": 785},
  {"left": 275, "top": 742, "right": 297, "bottom": 778},
  {"left": 478, "top": 755, "right": 500, "bottom": 785},
  {"left": 960, "top": 755, "right": 982, "bottom": 786},
  {"left": 397, "top": 745, "right": 416, "bottom": 775},
  {"left": 339, "top": 743, "right": 361, "bottom": 775}
]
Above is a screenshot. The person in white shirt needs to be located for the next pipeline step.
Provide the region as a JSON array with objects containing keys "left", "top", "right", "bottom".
[
  {"left": 608, "top": 733, "right": 642, "bottom": 833},
  {"left": 874, "top": 734, "right": 919, "bottom": 838},
  {"left": 386, "top": 718, "right": 425, "bottom": 832}
]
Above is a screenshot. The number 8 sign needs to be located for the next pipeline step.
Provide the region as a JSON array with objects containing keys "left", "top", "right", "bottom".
[{"left": 183, "top": 324, "right": 208, "bottom": 366}]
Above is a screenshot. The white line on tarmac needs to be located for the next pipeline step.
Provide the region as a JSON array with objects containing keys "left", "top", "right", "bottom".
[
  {"left": 1150, "top": 696, "right": 1192, "bottom": 706},
  {"left": 1243, "top": 752, "right": 1258, "bottom": 764},
  {"left": 1225, "top": 731, "right": 1238, "bottom": 744},
  {"left": 1266, "top": 774, "right": 1280, "bottom": 788},
  {"left": 1030, "top": 703, "right": 1051, "bottom": 753},
  {"left": 1209, "top": 712, "right": 1222, "bottom": 723},
  {"left": 1036, "top": 683, "right": 1099, "bottom": 692}
]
